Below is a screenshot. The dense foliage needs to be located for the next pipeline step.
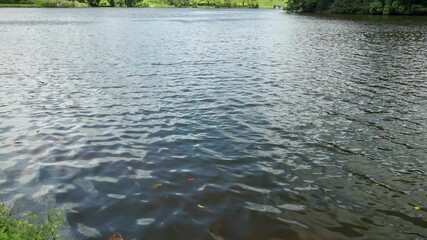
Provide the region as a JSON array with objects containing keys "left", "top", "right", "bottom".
[
  {"left": 285, "top": 0, "right": 427, "bottom": 14},
  {"left": 0, "top": 204, "right": 63, "bottom": 240},
  {"left": 0, "top": 0, "right": 259, "bottom": 7},
  {"left": 165, "top": 0, "right": 259, "bottom": 8},
  {"left": 0, "top": 0, "right": 89, "bottom": 6},
  {"left": 86, "top": 0, "right": 259, "bottom": 7},
  {"left": 0, "top": 0, "right": 33, "bottom": 4}
]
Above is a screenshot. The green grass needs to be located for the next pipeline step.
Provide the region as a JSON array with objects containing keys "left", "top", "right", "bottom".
[
  {"left": 142, "top": 0, "right": 172, "bottom": 7},
  {"left": 0, "top": 203, "right": 63, "bottom": 240},
  {"left": 0, "top": 3, "right": 34, "bottom": 6},
  {"left": 258, "top": 0, "right": 285, "bottom": 8}
]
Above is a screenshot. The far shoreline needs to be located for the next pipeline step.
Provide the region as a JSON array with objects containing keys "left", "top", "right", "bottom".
[
  {"left": 0, "top": 0, "right": 282, "bottom": 9},
  {"left": 2, "top": 5, "right": 427, "bottom": 15},
  {"left": 0, "top": 5, "right": 277, "bottom": 8}
]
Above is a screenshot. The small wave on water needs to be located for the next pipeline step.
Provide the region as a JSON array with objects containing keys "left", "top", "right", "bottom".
[{"left": 0, "top": 8, "right": 426, "bottom": 240}]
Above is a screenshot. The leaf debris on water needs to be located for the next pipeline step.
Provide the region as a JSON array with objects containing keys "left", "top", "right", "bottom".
[{"left": 151, "top": 183, "right": 163, "bottom": 189}]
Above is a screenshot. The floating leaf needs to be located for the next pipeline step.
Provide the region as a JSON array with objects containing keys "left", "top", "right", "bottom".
[
  {"left": 197, "top": 204, "right": 205, "bottom": 209},
  {"left": 415, "top": 206, "right": 421, "bottom": 210},
  {"left": 151, "top": 183, "right": 163, "bottom": 189},
  {"left": 108, "top": 233, "right": 124, "bottom": 240}
]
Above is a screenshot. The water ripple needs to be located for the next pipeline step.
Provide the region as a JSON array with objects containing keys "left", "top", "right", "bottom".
[{"left": 0, "top": 8, "right": 426, "bottom": 240}]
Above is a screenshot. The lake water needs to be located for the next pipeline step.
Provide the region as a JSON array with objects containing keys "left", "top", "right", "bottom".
[{"left": 0, "top": 8, "right": 426, "bottom": 240}]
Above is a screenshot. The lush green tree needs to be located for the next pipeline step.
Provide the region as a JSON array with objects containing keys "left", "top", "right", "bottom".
[
  {"left": 285, "top": 0, "right": 426, "bottom": 14},
  {"left": 247, "top": 0, "right": 258, "bottom": 7},
  {"left": 98, "top": 0, "right": 110, "bottom": 5},
  {"left": 85, "top": 0, "right": 100, "bottom": 6}
]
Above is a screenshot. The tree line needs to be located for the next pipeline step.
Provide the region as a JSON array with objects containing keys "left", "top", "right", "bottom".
[
  {"left": 165, "top": 0, "right": 258, "bottom": 8},
  {"left": 285, "top": 0, "right": 427, "bottom": 14},
  {"left": 0, "top": 0, "right": 258, "bottom": 7}
]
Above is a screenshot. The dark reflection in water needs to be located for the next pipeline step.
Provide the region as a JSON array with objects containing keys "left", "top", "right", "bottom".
[{"left": 0, "top": 8, "right": 427, "bottom": 240}]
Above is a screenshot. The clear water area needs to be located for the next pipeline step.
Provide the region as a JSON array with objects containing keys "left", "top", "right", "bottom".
[{"left": 0, "top": 8, "right": 426, "bottom": 240}]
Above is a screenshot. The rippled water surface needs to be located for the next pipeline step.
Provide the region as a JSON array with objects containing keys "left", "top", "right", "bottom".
[{"left": 1, "top": 8, "right": 427, "bottom": 239}]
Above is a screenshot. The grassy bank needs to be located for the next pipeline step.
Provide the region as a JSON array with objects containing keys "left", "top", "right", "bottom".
[
  {"left": 0, "top": 0, "right": 89, "bottom": 6},
  {"left": 141, "top": 0, "right": 171, "bottom": 7},
  {"left": 258, "top": 0, "right": 285, "bottom": 8},
  {"left": 0, "top": 204, "right": 63, "bottom": 240},
  {"left": 0, "top": 3, "right": 33, "bottom": 6}
]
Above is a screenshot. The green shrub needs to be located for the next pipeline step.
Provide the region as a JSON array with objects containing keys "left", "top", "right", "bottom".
[
  {"left": 34, "top": 0, "right": 57, "bottom": 7},
  {"left": 302, "top": 0, "right": 318, "bottom": 11},
  {"left": 114, "top": 0, "right": 125, "bottom": 6},
  {"left": 223, "top": 0, "right": 234, "bottom": 7},
  {"left": 285, "top": 0, "right": 426, "bottom": 14},
  {"left": 369, "top": 0, "right": 383, "bottom": 13},
  {"left": 33, "top": 0, "right": 89, "bottom": 7},
  {"left": 391, "top": 0, "right": 406, "bottom": 13},
  {"left": 134, "top": 0, "right": 149, "bottom": 6},
  {"left": 0, "top": 0, "right": 33, "bottom": 4},
  {"left": 315, "top": 0, "right": 333, "bottom": 10},
  {"left": 98, "top": 0, "right": 110, "bottom": 5},
  {"left": 247, "top": 0, "right": 258, "bottom": 7},
  {"left": 0, "top": 203, "right": 63, "bottom": 240},
  {"left": 74, "top": 1, "right": 89, "bottom": 6},
  {"left": 331, "top": 0, "right": 362, "bottom": 13},
  {"left": 285, "top": 0, "right": 302, "bottom": 10},
  {"left": 59, "top": 0, "right": 90, "bottom": 7},
  {"left": 383, "top": 0, "right": 391, "bottom": 13}
]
